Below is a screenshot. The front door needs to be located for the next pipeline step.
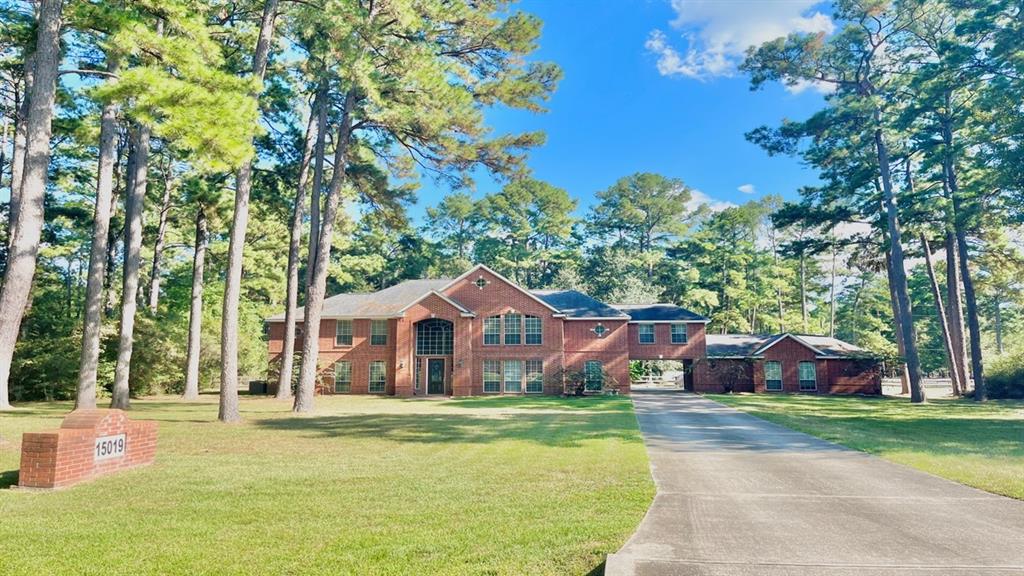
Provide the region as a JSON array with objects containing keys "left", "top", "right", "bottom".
[{"left": 427, "top": 358, "right": 445, "bottom": 395}]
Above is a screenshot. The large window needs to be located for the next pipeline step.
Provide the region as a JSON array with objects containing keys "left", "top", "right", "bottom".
[
  {"left": 334, "top": 361, "right": 351, "bottom": 393},
  {"left": 370, "top": 320, "right": 388, "bottom": 346},
  {"left": 638, "top": 324, "right": 655, "bottom": 344},
  {"left": 526, "top": 360, "right": 543, "bottom": 393},
  {"left": 483, "top": 360, "right": 501, "bottom": 393},
  {"left": 504, "top": 360, "right": 522, "bottom": 393},
  {"left": 414, "top": 359, "right": 421, "bottom": 392},
  {"left": 335, "top": 320, "right": 353, "bottom": 346},
  {"left": 504, "top": 314, "right": 522, "bottom": 345},
  {"left": 484, "top": 316, "right": 501, "bottom": 345},
  {"left": 416, "top": 319, "right": 453, "bottom": 355},
  {"left": 369, "top": 361, "right": 386, "bottom": 393},
  {"left": 525, "top": 316, "right": 542, "bottom": 345},
  {"left": 584, "top": 360, "right": 603, "bottom": 391},
  {"left": 799, "top": 361, "right": 817, "bottom": 391},
  {"left": 671, "top": 324, "right": 687, "bottom": 344},
  {"left": 765, "top": 361, "right": 783, "bottom": 391}
]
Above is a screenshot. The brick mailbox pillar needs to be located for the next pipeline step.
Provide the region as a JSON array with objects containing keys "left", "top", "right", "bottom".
[{"left": 18, "top": 409, "right": 158, "bottom": 490}]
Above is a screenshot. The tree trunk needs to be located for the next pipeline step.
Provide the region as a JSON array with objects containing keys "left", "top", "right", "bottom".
[
  {"left": 7, "top": 54, "right": 35, "bottom": 243},
  {"left": 147, "top": 167, "right": 173, "bottom": 313},
  {"left": 944, "top": 231, "right": 970, "bottom": 393},
  {"left": 183, "top": 207, "right": 207, "bottom": 400},
  {"left": 111, "top": 124, "right": 151, "bottom": 409},
  {"left": 799, "top": 254, "right": 808, "bottom": 333},
  {"left": 874, "top": 121, "right": 924, "bottom": 403},
  {"left": 884, "top": 242, "right": 910, "bottom": 394},
  {"left": 306, "top": 84, "right": 328, "bottom": 293},
  {"left": 993, "top": 296, "right": 1003, "bottom": 355},
  {"left": 219, "top": 0, "right": 280, "bottom": 423},
  {"left": 76, "top": 61, "right": 120, "bottom": 409},
  {"left": 921, "top": 234, "right": 962, "bottom": 396},
  {"left": 0, "top": 0, "right": 62, "bottom": 410},
  {"left": 294, "top": 91, "right": 356, "bottom": 413},
  {"left": 829, "top": 240, "right": 837, "bottom": 337},
  {"left": 277, "top": 90, "right": 322, "bottom": 400}
]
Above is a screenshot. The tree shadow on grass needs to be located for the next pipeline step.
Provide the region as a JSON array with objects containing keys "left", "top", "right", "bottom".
[
  {"left": 444, "top": 395, "right": 632, "bottom": 413},
  {"left": 255, "top": 411, "right": 640, "bottom": 448}
]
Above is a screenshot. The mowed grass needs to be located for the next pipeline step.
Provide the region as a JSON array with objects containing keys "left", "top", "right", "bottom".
[
  {"left": 0, "top": 394, "right": 653, "bottom": 576},
  {"left": 709, "top": 393, "right": 1024, "bottom": 499}
]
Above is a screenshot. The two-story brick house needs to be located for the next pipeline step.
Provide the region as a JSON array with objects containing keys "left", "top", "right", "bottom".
[{"left": 265, "top": 264, "right": 880, "bottom": 396}]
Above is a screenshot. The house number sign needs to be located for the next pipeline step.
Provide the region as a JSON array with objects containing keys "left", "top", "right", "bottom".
[{"left": 94, "top": 433, "right": 127, "bottom": 461}]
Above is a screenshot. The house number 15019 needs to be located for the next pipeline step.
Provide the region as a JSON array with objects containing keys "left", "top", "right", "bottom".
[{"left": 94, "top": 434, "right": 127, "bottom": 461}]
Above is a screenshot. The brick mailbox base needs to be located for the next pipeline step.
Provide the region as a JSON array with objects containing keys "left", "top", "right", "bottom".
[{"left": 18, "top": 409, "right": 157, "bottom": 490}]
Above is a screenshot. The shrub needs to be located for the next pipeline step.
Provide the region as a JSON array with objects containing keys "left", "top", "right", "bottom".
[{"left": 987, "top": 347, "right": 1024, "bottom": 399}]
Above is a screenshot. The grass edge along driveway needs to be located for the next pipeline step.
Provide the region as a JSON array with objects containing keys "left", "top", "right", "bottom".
[
  {"left": 0, "top": 394, "right": 654, "bottom": 576},
  {"left": 709, "top": 393, "right": 1024, "bottom": 500}
]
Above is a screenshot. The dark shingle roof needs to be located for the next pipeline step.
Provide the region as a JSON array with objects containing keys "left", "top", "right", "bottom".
[
  {"left": 266, "top": 278, "right": 456, "bottom": 321},
  {"left": 610, "top": 303, "right": 709, "bottom": 322},
  {"left": 706, "top": 333, "right": 874, "bottom": 358},
  {"left": 531, "top": 290, "right": 629, "bottom": 319}
]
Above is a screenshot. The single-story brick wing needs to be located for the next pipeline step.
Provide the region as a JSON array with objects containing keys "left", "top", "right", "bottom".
[{"left": 265, "top": 264, "right": 880, "bottom": 396}]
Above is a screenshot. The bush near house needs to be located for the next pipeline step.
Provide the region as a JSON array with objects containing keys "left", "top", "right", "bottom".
[{"left": 988, "top": 347, "right": 1024, "bottom": 399}]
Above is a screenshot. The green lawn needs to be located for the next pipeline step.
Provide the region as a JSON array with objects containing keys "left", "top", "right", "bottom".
[
  {"left": 709, "top": 393, "right": 1024, "bottom": 500},
  {"left": 0, "top": 394, "right": 653, "bottom": 576}
]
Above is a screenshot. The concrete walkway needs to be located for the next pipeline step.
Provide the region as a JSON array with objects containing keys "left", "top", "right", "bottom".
[{"left": 607, "top": 391, "right": 1024, "bottom": 576}]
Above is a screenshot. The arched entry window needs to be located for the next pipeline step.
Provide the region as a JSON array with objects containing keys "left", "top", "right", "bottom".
[{"left": 416, "top": 319, "right": 453, "bottom": 355}]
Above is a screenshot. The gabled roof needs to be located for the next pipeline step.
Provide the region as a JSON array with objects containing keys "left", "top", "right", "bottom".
[
  {"left": 265, "top": 278, "right": 455, "bottom": 321},
  {"left": 706, "top": 333, "right": 874, "bottom": 359},
  {"left": 531, "top": 290, "right": 629, "bottom": 319},
  {"left": 443, "top": 264, "right": 565, "bottom": 315},
  {"left": 610, "top": 303, "right": 709, "bottom": 323}
]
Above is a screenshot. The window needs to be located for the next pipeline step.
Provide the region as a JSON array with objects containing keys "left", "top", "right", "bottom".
[
  {"left": 370, "top": 320, "right": 388, "bottom": 346},
  {"left": 671, "top": 324, "right": 687, "bottom": 344},
  {"left": 799, "top": 361, "right": 817, "bottom": 391},
  {"left": 525, "top": 316, "right": 542, "bottom": 345},
  {"left": 416, "top": 319, "right": 453, "bottom": 355},
  {"left": 484, "top": 316, "right": 501, "bottom": 345},
  {"left": 483, "top": 360, "right": 501, "bottom": 393},
  {"left": 592, "top": 323, "right": 607, "bottom": 337},
  {"left": 526, "top": 360, "right": 543, "bottom": 393},
  {"left": 369, "top": 361, "right": 386, "bottom": 393},
  {"left": 638, "top": 324, "right": 655, "bottom": 344},
  {"left": 335, "top": 320, "right": 353, "bottom": 346},
  {"left": 765, "top": 361, "right": 783, "bottom": 391},
  {"left": 504, "top": 313, "right": 522, "bottom": 345},
  {"left": 414, "top": 359, "right": 421, "bottom": 391},
  {"left": 504, "top": 360, "right": 522, "bottom": 393},
  {"left": 334, "top": 361, "right": 351, "bottom": 393},
  {"left": 474, "top": 276, "right": 490, "bottom": 289},
  {"left": 584, "top": 361, "right": 603, "bottom": 391}
]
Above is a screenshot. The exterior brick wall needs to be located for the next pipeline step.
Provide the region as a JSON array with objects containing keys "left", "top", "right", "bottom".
[
  {"left": 563, "top": 319, "right": 630, "bottom": 393},
  {"left": 625, "top": 322, "right": 707, "bottom": 361},
  {"left": 18, "top": 409, "right": 157, "bottom": 490},
  {"left": 753, "top": 337, "right": 821, "bottom": 393},
  {"left": 695, "top": 358, "right": 755, "bottom": 393},
  {"left": 827, "top": 359, "right": 883, "bottom": 394}
]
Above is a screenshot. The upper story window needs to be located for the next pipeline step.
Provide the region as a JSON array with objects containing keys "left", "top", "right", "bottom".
[
  {"left": 336, "top": 320, "right": 353, "bottom": 346},
  {"left": 525, "top": 315, "right": 542, "bottom": 345},
  {"left": 504, "top": 313, "right": 522, "bottom": 345},
  {"left": 638, "top": 324, "right": 655, "bottom": 344},
  {"left": 370, "top": 320, "right": 388, "bottom": 346},
  {"left": 416, "top": 319, "right": 453, "bottom": 355},
  {"left": 671, "top": 324, "right": 687, "bottom": 344},
  {"left": 484, "top": 316, "right": 501, "bottom": 345},
  {"left": 592, "top": 323, "right": 607, "bottom": 337}
]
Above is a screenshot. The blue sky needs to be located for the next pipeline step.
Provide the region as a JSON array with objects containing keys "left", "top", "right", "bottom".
[{"left": 411, "top": 0, "right": 832, "bottom": 222}]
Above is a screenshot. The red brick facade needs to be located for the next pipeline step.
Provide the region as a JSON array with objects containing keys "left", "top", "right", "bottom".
[
  {"left": 266, "top": 266, "right": 879, "bottom": 397},
  {"left": 18, "top": 409, "right": 157, "bottom": 490}
]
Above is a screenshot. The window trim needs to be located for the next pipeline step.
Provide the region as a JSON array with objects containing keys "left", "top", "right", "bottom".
[
  {"left": 525, "top": 315, "right": 543, "bottom": 345},
  {"left": 334, "top": 361, "right": 352, "bottom": 393},
  {"left": 503, "top": 360, "right": 523, "bottom": 393},
  {"left": 670, "top": 323, "right": 687, "bottom": 344},
  {"left": 798, "top": 361, "right": 817, "bottom": 391},
  {"left": 335, "top": 320, "right": 353, "bottom": 347},
  {"left": 483, "top": 316, "right": 501, "bottom": 346},
  {"left": 638, "top": 324, "right": 655, "bottom": 345},
  {"left": 584, "top": 360, "right": 603, "bottom": 391},
  {"left": 368, "top": 360, "right": 387, "bottom": 394},
  {"left": 504, "top": 313, "right": 522, "bottom": 345},
  {"left": 370, "top": 319, "right": 388, "bottom": 346},
  {"left": 525, "top": 360, "right": 543, "bottom": 394},
  {"left": 483, "top": 360, "right": 501, "bottom": 394},
  {"left": 764, "top": 360, "right": 783, "bottom": 392}
]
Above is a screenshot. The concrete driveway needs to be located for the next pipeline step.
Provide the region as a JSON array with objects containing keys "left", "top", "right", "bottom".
[{"left": 607, "top": 391, "right": 1024, "bottom": 576}]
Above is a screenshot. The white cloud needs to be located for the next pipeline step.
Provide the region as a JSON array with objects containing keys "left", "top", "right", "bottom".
[
  {"left": 647, "top": 0, "right": 834, "bottom": 80},
  {"left": 737, "top": 183, "right": 756, "bottom": 194},
  {"left": 784, "top": 78, "right": 835, "bottom": 95},
  {"left": 687, "top": 189, "right": 736, "bottom": 213}
]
